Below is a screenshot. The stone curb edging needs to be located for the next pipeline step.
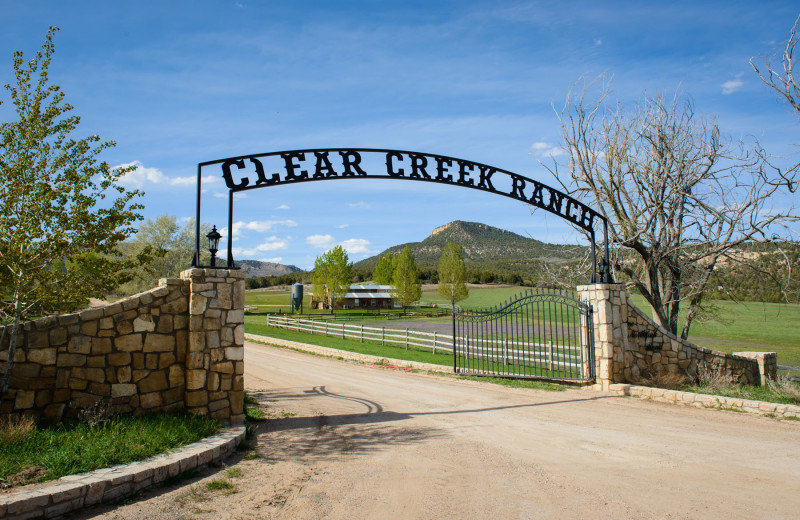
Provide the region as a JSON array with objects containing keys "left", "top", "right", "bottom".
[
  {"left": 245, "top": 334, "right": 800, "bottom": 420},
  {"left": 607, "top": 383, "right": 800, "bottom": 419},
  {"left": 0, "top": 426, "right": 245, "bottom": 520},
  {"left": 244, "top": 333, "right": 451, "bottom": 373}
]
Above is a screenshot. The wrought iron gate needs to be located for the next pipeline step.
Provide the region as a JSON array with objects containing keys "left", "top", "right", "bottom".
[{"left": 452, "top": 289, "right": 594, "bottom": 382}]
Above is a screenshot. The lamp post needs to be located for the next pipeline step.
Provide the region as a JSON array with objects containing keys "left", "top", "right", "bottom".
[{"left": 207, "top": 225, "right": 222, "bottom": 267}]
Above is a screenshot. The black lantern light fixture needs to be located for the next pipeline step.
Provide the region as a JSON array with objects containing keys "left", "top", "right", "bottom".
[{"left": 207, "top": 225, "right": 222, "bottom": 267}]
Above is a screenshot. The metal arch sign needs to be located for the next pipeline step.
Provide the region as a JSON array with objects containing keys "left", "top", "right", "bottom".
[{"left": 193, "top": 148, "right": 612, "bottom": 281}]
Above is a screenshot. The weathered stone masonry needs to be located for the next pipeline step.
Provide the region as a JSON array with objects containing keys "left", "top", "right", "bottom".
[
  {"left": 578, "top": 284, "right": 776, "bottom": 390},
  {"left": 0, "top": 268, "right": 244, "bottom": 425}
]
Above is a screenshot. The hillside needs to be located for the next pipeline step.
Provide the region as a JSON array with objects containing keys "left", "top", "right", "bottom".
[
  {"left": 237, "top": 260, "right": 302, "bottom": 278},
  {"left": 355, "top": 221, "right": 583, "bottom": 281}
]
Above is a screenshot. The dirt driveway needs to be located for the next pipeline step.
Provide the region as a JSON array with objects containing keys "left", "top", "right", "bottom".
[{"left": 76, "top": 341, "right": 800, "bottom": 519}]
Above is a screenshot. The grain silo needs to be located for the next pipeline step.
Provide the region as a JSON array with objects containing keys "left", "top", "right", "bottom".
[{"left": 291, "top": 282, "right": 303, "bottom": 313}]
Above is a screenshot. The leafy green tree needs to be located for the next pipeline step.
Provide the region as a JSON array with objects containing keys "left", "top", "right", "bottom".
[
  {"left": 0, "top": 27, "right": 143, "bottom": 402},
  {"left": 392, "top": 246, "right": 421, "bottom": 311},
  {"left": 311, "top": 245, "right": 352, "bottom": 309},
  {"left": 438, "top": 242, "right": 468, "bottom": 310},
  {"left": 372, "top": 251, "right": 395, "bottom": 284},
  {"left": 117, "top": 215, "right": 210, "bottom": 295}
]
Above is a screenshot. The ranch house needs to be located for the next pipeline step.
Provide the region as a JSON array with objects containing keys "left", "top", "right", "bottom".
[{"left": 311, "top": 284, "right": 396, "bottom": 310}]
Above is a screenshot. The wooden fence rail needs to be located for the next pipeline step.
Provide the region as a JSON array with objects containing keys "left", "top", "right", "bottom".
[{"left": 267, "top": 314, "right": 453, "bottom": 354}]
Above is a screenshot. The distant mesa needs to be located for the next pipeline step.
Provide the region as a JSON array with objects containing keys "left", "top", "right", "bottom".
[
  {"left": 355, "top": 220, "right": 582, "bottom": 272},
  {"left": 236, "top": 260, "right": 302, "bottom": 278}
]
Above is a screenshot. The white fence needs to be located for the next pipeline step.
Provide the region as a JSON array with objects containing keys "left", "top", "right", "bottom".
[
  {"left": 264, "top": 315, "right": 584, "bottom": 373},
  {"left": 266, "top": 314, "right": 453, "bottom": 354}
]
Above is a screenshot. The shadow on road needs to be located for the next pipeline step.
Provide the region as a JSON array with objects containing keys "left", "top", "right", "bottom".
[
  {"left": 243, "top": 386, "right": 619, "bottom": 465},
  {"left": 250, "top": 385, "right": 616, "bottom": 432}
]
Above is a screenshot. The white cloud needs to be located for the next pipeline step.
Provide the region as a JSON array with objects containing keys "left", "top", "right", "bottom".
[
  {"left": 721, "top": 74, "right": 744, "bottom": 95},
  {"left": 232, "top": 220, "right": 297, "bottom": 234},
  {"left": 306, "top": 234, "right": 336, "bottom": 250},
  {"left": 336, "top": 223, "right": 349, "bottom": 229},
  {"left": 275, "top": 204, "right": 290, "bottom": 210},
  {"left": 213, "top": 191, "right": 247, "bottom": 199},
  {"left": 530, "top": 141, "right": 565, "bottom": 158},
  {"left": 593, "top": 39, "right": 603, "bottom": 47},
  {"left": 229, "top": 236, "right": 289, "bottom": 258},
  {"left": 117, "top": 161, "right": 217, "bottom": 189},
  {"left": 348, "top": 201, "right": 371, "bottom": 208},
  {"left": 305, "top": 234, "right": 372, "bottom": 256},
  {"left": 340, "top": 238, "right": 372, "bottom": 255}
]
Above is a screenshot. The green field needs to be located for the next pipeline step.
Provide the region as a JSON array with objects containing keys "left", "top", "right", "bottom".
[
  {"left": 245, "top": 287, "right": 313, "bottom": 310},
  {"left": 246, "top": 285, "right": 800, "bottom": 368}
]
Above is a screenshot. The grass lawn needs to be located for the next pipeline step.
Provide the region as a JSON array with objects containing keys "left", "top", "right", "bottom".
[
  {"left": 245, "top": 288, "right": 313, "bottom": 310},
  {"left": 0, "top": 412, "right": 220, "bottom": 486}
]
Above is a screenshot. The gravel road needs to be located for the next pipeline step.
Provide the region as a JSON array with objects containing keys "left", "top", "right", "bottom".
[{"left": 76, "top": 340, "right": 800, "bottom": 519}]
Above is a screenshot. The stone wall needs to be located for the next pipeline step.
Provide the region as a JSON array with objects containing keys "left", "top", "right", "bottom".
[
  {"left": 578, "top": 283, "right": 776, "bottom": 389},
  {"left": 0, "top": 268, "right": 244, "bottom": 425}
]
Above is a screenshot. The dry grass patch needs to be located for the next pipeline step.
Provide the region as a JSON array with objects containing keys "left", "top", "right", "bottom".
[
  {"left": 0, "top": 414, "right": 35, "bottom": 443},
  {"left": 632, "top": 370, "right": 690, "bottom": 390}
]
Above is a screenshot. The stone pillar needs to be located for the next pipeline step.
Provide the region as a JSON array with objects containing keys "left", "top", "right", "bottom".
[
  {"left": 577, "top": 284, "right": 628, "bottom": 391},
  {"left": 181, "top": 268, "right": 245, "bottom": 425},
  {"left": 733, "top": 351, "right": 777, "bottom": 386}
]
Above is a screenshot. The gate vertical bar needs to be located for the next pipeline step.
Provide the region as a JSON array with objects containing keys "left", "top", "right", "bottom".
[
  {"left": 227, "top": 190, "right": 235, "bottom": 268},
  {"left": 452, "top": 309, "right": 457, "bottom": 373},
  {"left": 194, "top": 164, "right": 202, "bottom": 267}
]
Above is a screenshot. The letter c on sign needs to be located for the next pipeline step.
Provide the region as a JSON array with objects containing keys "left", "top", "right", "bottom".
[
  {"left": 221, "top": 159, "right": 250, "bottom": 189},
  {"left": 386, "top": 152, "right": 405, "bottom": 177}
]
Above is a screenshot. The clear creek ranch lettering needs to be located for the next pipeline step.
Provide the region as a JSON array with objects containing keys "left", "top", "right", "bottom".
[{"left": 218, "top": 149, "right": 600, "bottom": 232}]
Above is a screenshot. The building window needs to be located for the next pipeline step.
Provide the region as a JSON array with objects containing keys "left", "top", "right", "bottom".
[
  {"left": 371, "top": 299, "right": 376, "bottom": 307},
  {"left": 354, "top": 298, "right": 360, "bottom": 307}
]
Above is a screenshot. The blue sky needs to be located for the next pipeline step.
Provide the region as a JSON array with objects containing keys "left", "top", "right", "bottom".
[{"left": 2, "top": 1, "right": 798, "bottom": 270}]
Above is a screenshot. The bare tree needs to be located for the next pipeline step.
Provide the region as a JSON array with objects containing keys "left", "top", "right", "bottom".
[
  {"left": 747, "top": 13, "right": 800, "bottom": 306},
  {"left": 547, "top": 80, "right": 799, "bottom": 339},
  {"left": 751, "top": 14, "right": 800, "bottom": 120}
]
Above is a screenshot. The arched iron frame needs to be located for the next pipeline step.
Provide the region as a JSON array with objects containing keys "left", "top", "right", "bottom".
[{"left": 193, "top": 148, "right": 613, "bottom": 283}]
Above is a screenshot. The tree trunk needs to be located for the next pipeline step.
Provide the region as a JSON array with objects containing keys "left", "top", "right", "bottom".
[
  {"left": 0, "top": 302, "right": 22, "bottom": 407},
  {"left": 681, "top": 296, "right": 701, "bottom": 339},
  {"left": 680, "top": 263, "right": 716, "bottom": 339}
]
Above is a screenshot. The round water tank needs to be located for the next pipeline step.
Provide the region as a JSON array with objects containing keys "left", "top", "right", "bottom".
[{"left": 291, "top": 283, "right": 303, "bottom": 312}]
